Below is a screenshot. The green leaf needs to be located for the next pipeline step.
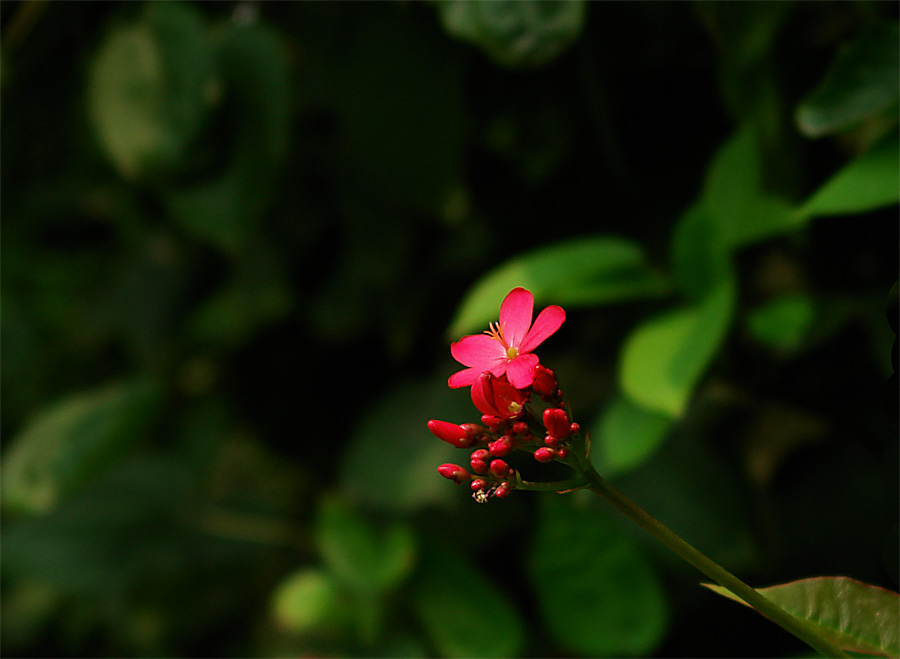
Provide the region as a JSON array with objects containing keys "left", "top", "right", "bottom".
[
  {"left": 164, "top": 22, "right": 289, "bottom": 254},
  {"left": 411, "top": 540, "right": 525, "bottom": 658},
  {"left": 450, "top": 235, "right": 669, "bottom": 336},
  {"left": 609, "top": 429, "right": 758, "bottom": 573},
  {"left": 271, "top": 568, "right": 351, "bottom": 635},
  {"left": 620, "top": 278, "right": 735, "bottom": 418},
  {"left": 188, "top": 240, "right": 292, "bottom": 349},
  {"left": 796, "top": 22, "right": 900, "bottom": 138},
  {"left": 702, "top": 577, "right": 900, "bottom": 657},
  {"left": 798, "top": 134, "right": 900, "bottom": 219},
  {"left": 339, "top": 379, "right": 496, "bottom": 513},
  {"left": 333, "top": 7, "right": 465, "bottom": 214},
  {"left": 315, "top": 497, "right": 416, "bottom": 593},
  {"left": 435, "top": 0, "right": 587, "bottom": 68},
  {"left": 87, "top": 3, "right": 215, "bottom": 179},
  {"left": 2, "top": 380, "right": 162, "bottom": 513},
  {"left": 591, "top": 395, "right": 674, "bottom": 476},
  {"left": 1, "top": 457, "right": 197, "bottom": 595},
  {"left": 747, "top": 294, "right": 816, "bottom": 354},
  {"left": 528, "top": 496, "right": 667, "bottom": 656}
]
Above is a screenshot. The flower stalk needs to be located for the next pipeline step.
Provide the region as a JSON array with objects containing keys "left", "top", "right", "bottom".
[{"left": 579, "top": 463, "right": 850, "bottom": 658}]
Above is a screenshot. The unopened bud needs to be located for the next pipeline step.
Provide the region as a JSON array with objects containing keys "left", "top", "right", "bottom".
[
  {"left": 532, "top": 365, "right": 557, "bottom": 397},
  {"left": 489, "top": 459, "right": 509, "bottom": 477},
  {"left": 437, "top": 463, "right": 471, "bottom": 484},
  {"left": 471, "top": 478, "right": 487, "bottom": 491},
  {"left": 534, "top": 447, "right": 556, "bottom": 463},
  {"left": 461, "top": 423, "right": 487, "bottom": 443},
  {"left": 427, "top": 420, "right": 471, "bottom": 448},
  {"left": 481, "top": 415, "right": 507, "bottom": 433},
  {"left": 544, "top": 434, "right": 559, "bottom": 447},
  {"left": 543, "top": 408, "right": 571, "bottom": 439},
  {"left": 557, "top": 448, "right": 569, "bottom": 460},
  {"left": 470, "top": 458, "right": 488, "bottom": 474},
  {"left": 512, "top": 421, "right": 530, "bottom": 436},
  {"left": 569, "top": 423, "right": 580, "bottom": 435},
  {"left": 488, "top": 437, "right": 513, "bottom": 457},
  {"left": 495, "top": 482, "right": 512, "bottom": 498}
]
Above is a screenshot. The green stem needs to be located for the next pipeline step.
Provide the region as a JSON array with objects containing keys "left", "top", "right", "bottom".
[{"left": 580, "top": 464, "right": 849, "bottom": 659}]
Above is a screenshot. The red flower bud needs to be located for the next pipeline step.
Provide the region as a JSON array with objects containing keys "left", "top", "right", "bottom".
[
  {"left": 481, "top": 415, "right": 508, "bottom": 433},
  {"left": 489, "top": 459, "right": 509, "bottom": 477},
  {"left": 471, "top": 478, "right": 487, "bottom": 491},
  {"left": 488, "top": 437, "right": 513, "bottom": 457},
  {"left": 543, "top": 408, "right": 571, "bottom": 440},
  {"left": 437, "top": 463, "right": 471, "bottom": 484},
  {"left": 427, "top": 420, "right": 471, "bottom": 448},
  {"left": 532, "top": 365, "right": 557, "bottom": 397},
  {"left": 512, "top": 421, "right": 530, "bottom": 436},
  {"left": 557, "top": 448, "right": 569, "bottom": 460},
  {"left": 495, "top": 482, "right": 512, "bottom": 498},
  {"left": 461, "top": 423, "right": 487, "bottom": 443},
  {"left": 544, "top": 434, "right": 559, "bottom": 447},
  {"left": 569, "top": 423, "right": 580, "bottom": 435},
  {"left": 470, "top": 458, "right": 488, "bottom": 474},
  {"left": 534, "top": 447, "right": 556, "bottom": 463}
]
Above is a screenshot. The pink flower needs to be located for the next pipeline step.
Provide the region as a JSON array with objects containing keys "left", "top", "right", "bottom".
[{"left": 449, "top": 287, "right": 565, "bottom": 390}]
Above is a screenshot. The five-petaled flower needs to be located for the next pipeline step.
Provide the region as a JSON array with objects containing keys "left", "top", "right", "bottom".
[{"left": 449, "top": 287, "right": 565, "bottom": 390}]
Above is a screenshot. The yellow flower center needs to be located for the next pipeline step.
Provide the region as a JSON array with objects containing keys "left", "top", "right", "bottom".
[
  {"left": 506, "top": 346, "right": 519, "bottom": 359},
  {"left": 507, "top": 401, "right": 522, "bottom": 415}
]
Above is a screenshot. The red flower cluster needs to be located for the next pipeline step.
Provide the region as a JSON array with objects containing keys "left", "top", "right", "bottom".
[{"left": 429, "top": 287, "right": 581, "bottom": 503}]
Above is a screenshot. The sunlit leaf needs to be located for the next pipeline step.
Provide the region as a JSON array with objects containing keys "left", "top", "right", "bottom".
[
  {"left": 271, "top": 568, "right": 351, "bottom": 635},
  {"left": 620, "top": 279, "right": 735, "bottom": 418},
  {"left": 591, "top": 395, "right": 674, "bottom": 475},
  {"left": 435, "top": 0, "right": 587, "bottom": 68},
  {"left": 411, "top": 540, "right": 525, "bottom": 658},
  {"left": 747, "top": 294, "right": 816, "bottom": 354},
  {"left": 2, "top": 380, "right": 162, "bottom": 514},
  {"left": 528, "top": 496, "right": 667, "bottom": 656},
  {"left": 87, "top": 3, "right": 215, "bottom": 179},
  {"left": 703, "top": 577, "right": 900, "bottom": 657},
  {"left": 450, "top": 235, "right": 669, "bottom": 337},
  {"left": 315, "top": 497, "right": 416, "bottom": 594},
  {"left": 798, "top": 134, "right": 900, "bottom": 219},
  {"left": 796, "top": 22, "right": 900, "bottom": 138}
]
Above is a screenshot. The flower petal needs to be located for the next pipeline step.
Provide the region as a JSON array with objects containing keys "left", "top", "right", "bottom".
[
  {"left": 448, "top": 367, "right": 481, "bottom": 388},
  {"left": 519, "top": 305, "right": 565, "bottom": 354},
  {"left": 470, "top": 372, "right": 496, "bottom": 416},
  {"left": 450, "top": 334, "right": 506, "bottom": 368},
  {"left": 506, "top": 353, "right": 539, "bottom": 389},
  {"left": 499, "top": 287, "right": 534, "bottom": 349}
]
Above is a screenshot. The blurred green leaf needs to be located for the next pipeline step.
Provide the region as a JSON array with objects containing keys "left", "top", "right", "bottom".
[
  {"left": 798, "top": 133, "right": 900, "bottom": 219},
  {"left": 412, "top": 540, "right": 525, "bottom": 658},
  {"left": 2, "top": 380, "right": 162, "bottom": 514},
  {"left": 87, "top": 3, "right": 216, "bottom": 179},
  {"left": 611, "top": 429, "right": 758, "bottom": 573},
  {"left": 271, "top": 568, "right": 351, "bottom": 636},
  {"left": 435, "top": 0, "right": 587, "bottom": 68},
  {"left": 591, "top": 394, "right": 674, "bottom": 476},
  {"left": 450, "top": 235, "right": 669, "bottom": 337},
  {"left": 529, "top": 496, "right": 667, "bottom": 656},
  {"left": 796, "top": 22, "right": 900, "bottom": 138},
  {"left": 703, "top": 577, "right": 900, "bottom": 657},
  {"left": 164, "top": 22, "right": 289, "bottom": 254},
  {"left": 315, "top": 497, "right": 416, "bottom": 594},
  {"left": 747, "top": 294, "right": 816, "bottom": 354},
  {"left": 188, "top": 240, "right": 292, "bottom": 349},
  {"left": 339, "top": 379, "right": 480, "bottom": 513},
  {"left": 1, "top": 457, "right": 195, "bottom": 595},
  {"left": 620, "top": 279, "right": 735, "bottom": 418}
]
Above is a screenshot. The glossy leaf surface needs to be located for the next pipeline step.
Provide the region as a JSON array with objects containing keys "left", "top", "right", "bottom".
[
  {"left": 796, "top": 22, "right": 900, "bottom": 137},
  {"left": 703, "top": 577, "right": 900, "bottom": 657}
]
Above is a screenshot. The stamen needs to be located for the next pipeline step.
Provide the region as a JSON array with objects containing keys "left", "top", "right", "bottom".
[{"left": 484, "top": 321, "right": 505, "bottom": 344}]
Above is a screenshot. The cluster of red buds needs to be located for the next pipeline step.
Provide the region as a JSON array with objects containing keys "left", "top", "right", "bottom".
[{"left": 428, "top": 365, "right": 582, "bottom": 503}]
